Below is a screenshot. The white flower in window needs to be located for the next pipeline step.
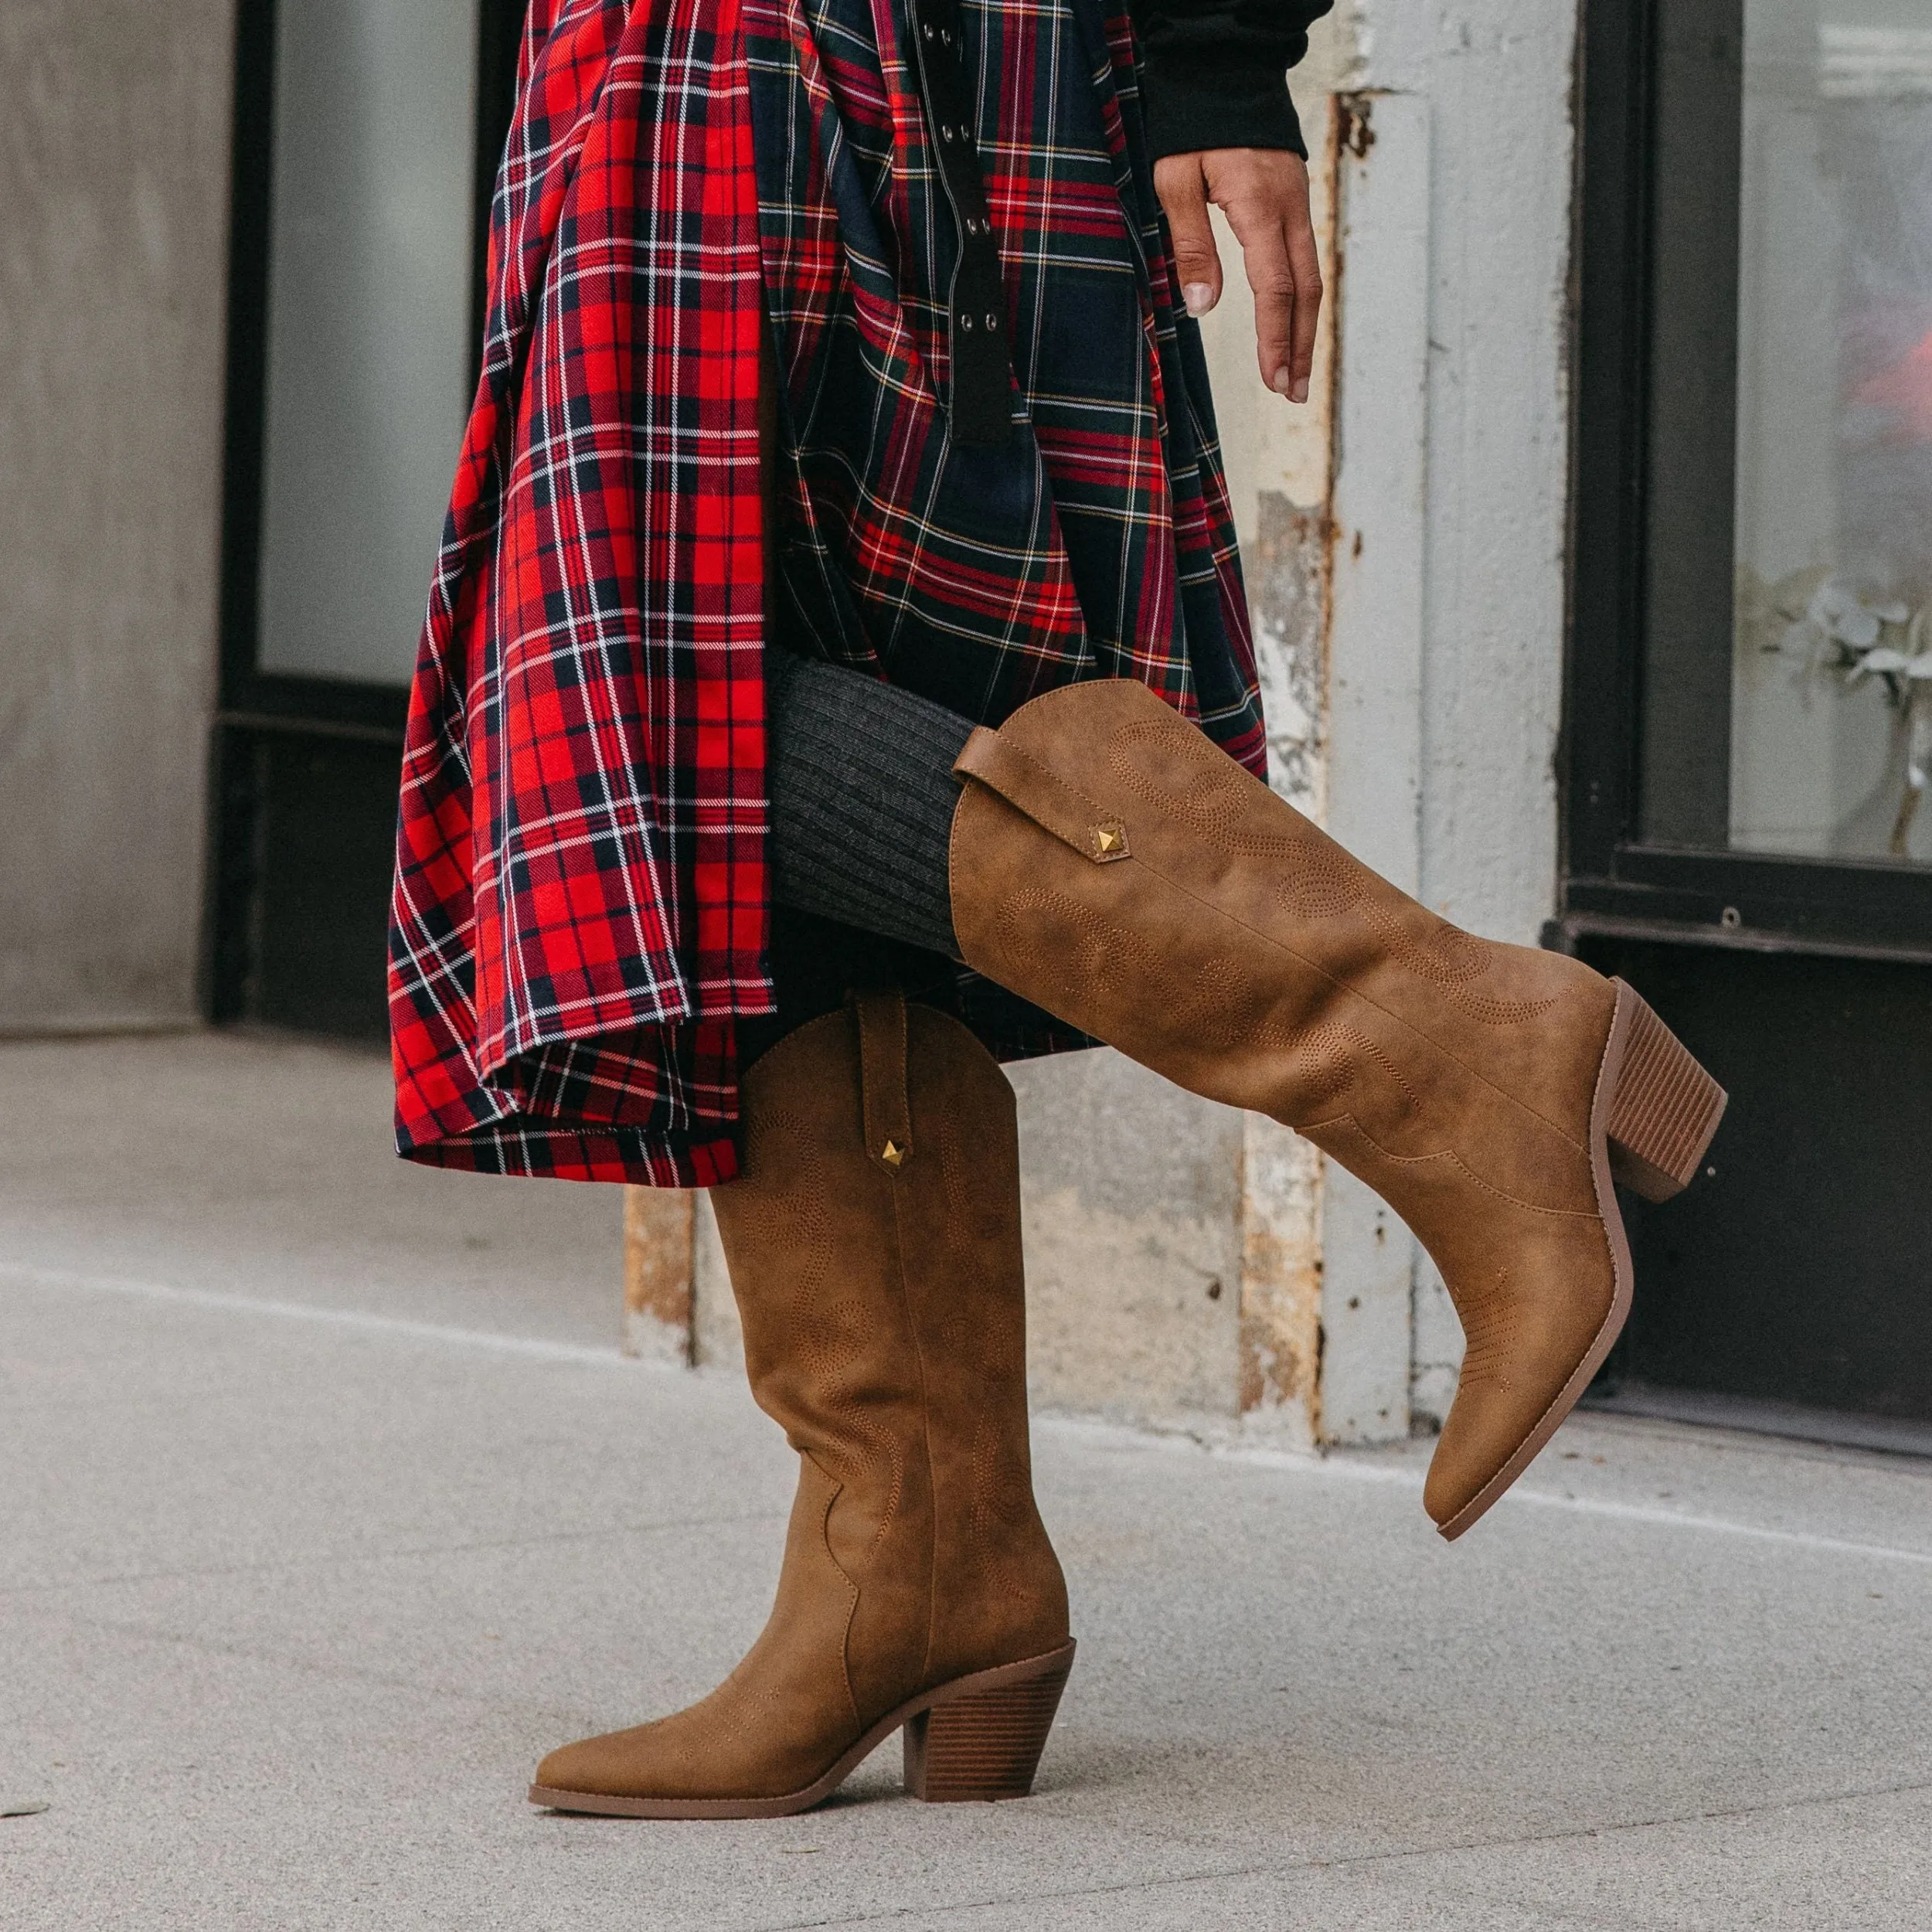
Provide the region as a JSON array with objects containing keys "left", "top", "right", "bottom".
[
  {"left": 1842, "top": 606, "right": 1932, "bottom": 853},
  {"left": 1779, "top": 574, "right": 1913, "bottom": 662}
]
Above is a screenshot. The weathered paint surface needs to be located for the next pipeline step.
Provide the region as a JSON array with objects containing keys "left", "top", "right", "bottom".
[
  {"left": 1315, "top": 86, "right": 1432, "bottom": 1445},
  {"left": 621, "top": 1185, "right": 696, "bottom": 1365},
  {"left": 1209, "top": 2, "right": 1581, "bottom": 1440},
  {"left": 1225, "top": 488, "right": 1331, "bottom": 1444},
  {"left": 690, "top": 1192, "right": 743, "bottom": 1372},
  {"left": 1246, "top": 485, "right": 1332, "bottom": 817},
  {"left": 1351, "top": 0, "right": 1581, "bottom": 1430},
  {"left": 1193, "top": 100, "right": 1342, "bottom": 1446},
  {"left": 1011, "top": 1052, "right": 1245, "bottom": 1424},
  {"left": 1233, "top": 492, "right": 1332, "bottom": 1444},
  {"left": 1236, "top": 1114, "right": 1323, "bottom": 1446},
  {"left": 1351, "top": 0, "right": 1580, "bottom": 953}
]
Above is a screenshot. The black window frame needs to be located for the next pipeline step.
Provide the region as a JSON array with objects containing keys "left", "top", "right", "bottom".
[
  {"left": 213, "top": 0, "right": 523, "bottom": 747},
  {"left": 206, "top": 0, "right": 524, "bottom": 1024},
  {"left": 1560, "top": 0, "right": 1932, "bottom": 966}
]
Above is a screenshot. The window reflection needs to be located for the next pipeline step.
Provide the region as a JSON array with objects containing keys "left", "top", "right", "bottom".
[
  {"left": 257, "top": 0, "right": 479, "bottom": 688},
  {"left": 1731, "top": 0, "right": 1932, "bottom": 862}
]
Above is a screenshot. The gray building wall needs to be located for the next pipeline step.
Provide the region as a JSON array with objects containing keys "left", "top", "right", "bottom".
[{"left": 1, "top": 1, "right": 237, "bottom": 1032}]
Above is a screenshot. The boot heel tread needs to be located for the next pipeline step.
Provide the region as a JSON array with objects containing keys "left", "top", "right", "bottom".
[
  {"left": 902, "top": 1652, "right": 1073, "bottom": 1803},
  {"left": 1604, "top": 985, "right": 1726, "bottom": 1202}
]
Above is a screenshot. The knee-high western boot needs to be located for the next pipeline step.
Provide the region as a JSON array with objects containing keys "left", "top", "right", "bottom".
[
  {"left": 946, "top": 679, "right": 1726, "bottom": 1540},
  {"left": 529, "top": 992, "right": 1074, "bottom": 1817}
]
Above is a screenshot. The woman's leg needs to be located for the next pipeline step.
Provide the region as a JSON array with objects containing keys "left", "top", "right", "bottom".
[
  {"left": 531, "top": 990, "right": 1073, "bottom": 1817},
  {"left": 760, "top": 658, "right": 1726, "bottom": 1540},
  {"left": 532, "top": 359, "right": 1074, "bottom": 1817},
  {"left": 762, "top": 649, "right": 971, "bottom": 964}
]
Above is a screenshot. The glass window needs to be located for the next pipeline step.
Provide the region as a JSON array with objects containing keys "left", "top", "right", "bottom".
[
  {"left": 256, "top": 0, "right": 480, "bottom": 687},
  {"left": 1634, "top": 0, "right": 1932, "bottom": 862},
  {"left": 1726, "top": 2, "right": 1932, "bottom": 863}
]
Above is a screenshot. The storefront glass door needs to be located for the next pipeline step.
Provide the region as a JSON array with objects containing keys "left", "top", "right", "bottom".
[{"left": 1638, "top": 0, "right": 1932, "bottom": 868}]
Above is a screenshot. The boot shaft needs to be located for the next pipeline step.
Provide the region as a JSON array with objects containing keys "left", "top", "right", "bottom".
[
  {"left": 711, "top": 995, "right": 1068, "bottom": 1709},
  {"left": 947, "top": 679, "right": 1723, "bottom": 1539}
]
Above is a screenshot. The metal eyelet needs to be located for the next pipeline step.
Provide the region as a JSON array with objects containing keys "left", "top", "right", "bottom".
[
  {"left": 985, "top": 313, "right": 999, "bottom": 332},
  {"left": 960, "top": 313, "right": 975, "bottom": 333}
]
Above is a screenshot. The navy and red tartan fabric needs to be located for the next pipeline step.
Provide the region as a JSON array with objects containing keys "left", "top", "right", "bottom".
[{"left": 389, "top": 0, "right": 1264, "bottom": 1185}]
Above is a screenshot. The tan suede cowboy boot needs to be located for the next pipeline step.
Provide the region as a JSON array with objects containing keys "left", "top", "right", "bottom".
[
  {"left": 529, "top": 992, "right": 1074, "bottom": 1817},
  {"left": 947, "top": 679, "right": 1726, "bottom": 1540}
]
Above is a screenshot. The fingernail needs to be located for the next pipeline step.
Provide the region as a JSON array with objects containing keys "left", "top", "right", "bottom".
[
  {"left": 1271, "top": 366, "right": 1294, "bottom": 395},
  {"left": 1183, "top": 283, "right": 1216, "bottom": 316},
  {"left": 1291, "top": 378, "right": 1310, "bottom": 404}
]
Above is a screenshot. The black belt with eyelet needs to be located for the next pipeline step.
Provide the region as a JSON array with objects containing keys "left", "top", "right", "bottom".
[{"left": 906, "top": 0, "right": 1012, "bottom": 448}]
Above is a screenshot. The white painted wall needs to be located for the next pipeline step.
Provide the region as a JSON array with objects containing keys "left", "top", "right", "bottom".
[
  {"left": 1349, "top": 0, "right": 1579, "bottom": 951},
  {"left": 1198, "top": 2, "right": 1582, "bottom": 1439}
]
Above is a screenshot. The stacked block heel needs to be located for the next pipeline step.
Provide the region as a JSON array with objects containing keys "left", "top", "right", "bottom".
[
  {"left": 902, "top": 1645, "right": 1074, "bottom": 1803},
  {"left": 1604, "top": 983, "right": 1728, "bottom": 1202}
]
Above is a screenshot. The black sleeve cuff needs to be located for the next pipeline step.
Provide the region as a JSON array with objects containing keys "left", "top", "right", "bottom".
[{"left": 1138, "top": 57, "right": 1308, "bottom": 162}]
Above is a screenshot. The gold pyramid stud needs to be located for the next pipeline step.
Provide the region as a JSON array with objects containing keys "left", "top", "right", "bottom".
[
  {"left": 881, "top": 1140, "right": 905, "bottom": 1168},
  {"left": 1096, "top": 826, "right": 1121, "bottom": 854}
]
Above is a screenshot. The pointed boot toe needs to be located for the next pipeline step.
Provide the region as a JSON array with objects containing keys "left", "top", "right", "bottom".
[
  {"left": 1419, "top": 1232, "right": 1618, "bottom": 1535},
  {"left": 1417, "top": 977, "right": 1730, "bottom": 1536},
  {"left": 531, "top": 1725, "right": 663, "bottom": 1806}
]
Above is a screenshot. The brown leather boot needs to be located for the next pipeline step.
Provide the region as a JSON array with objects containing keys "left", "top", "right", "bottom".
[
  {"left": 947, "top": 679, "right": 1726, "bottom": 1539},
  {"left": 529, "top": 992, "right": 1074, "bottom": 1817}
]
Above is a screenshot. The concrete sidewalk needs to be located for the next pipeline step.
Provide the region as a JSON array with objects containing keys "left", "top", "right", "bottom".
[{"left": 4, "top": 1032, "right": 1930, "bottom": 1930}]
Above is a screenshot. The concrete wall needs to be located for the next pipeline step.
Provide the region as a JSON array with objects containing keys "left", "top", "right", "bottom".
[
  {"left": 0, "top": 1, "right": 237, "bottom": 1033},
  {"left": 686, "top": 1058, "right": 1252, "bottom": 1434}
]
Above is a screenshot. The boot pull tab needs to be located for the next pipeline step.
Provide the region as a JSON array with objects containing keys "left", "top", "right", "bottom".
[
  {"left": 852, "top": 988, "right": 913, "bottom": 1174},
  {"left": 953, "top": 726, "right": 1131, "bottom": 864}
]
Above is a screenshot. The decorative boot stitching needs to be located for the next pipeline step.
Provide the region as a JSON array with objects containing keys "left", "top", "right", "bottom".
[
  {"left": 808, "top": 1458, "right": 868, "bottom": 1733},
  {"left": 757, "top": 1111, "right": 906, "bottom": 1560},
  {"left": 1451, "top": 1270, "right": 1522, "bottom": 1395},
  {"left": 1301, "top": 1119, "right": 1602, "bottom": 1221},
  {"left": 1096, "top": 851, "right": 1595, "bottom": 1155},
  {"left": 992, "top": 893, "right": 1420, "bottom": 1126},
  {"left": 1103, "top": 716, "right": 1563, "bottom": 1026}
]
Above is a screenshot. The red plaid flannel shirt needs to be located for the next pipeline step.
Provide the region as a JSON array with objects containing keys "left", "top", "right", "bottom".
[
  {"left": 389, "top": 0, "right": 769, "bottom": 1185},
  {"left": 390, "top": 0, "right": 1265, "bottom": 1185}
]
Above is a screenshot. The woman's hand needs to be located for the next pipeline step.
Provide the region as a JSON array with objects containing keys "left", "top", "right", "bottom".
[{"left": 1155, "top": 147, "right": 1321, "bottom": 404}]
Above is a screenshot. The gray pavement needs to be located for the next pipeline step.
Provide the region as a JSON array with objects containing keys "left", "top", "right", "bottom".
[{"left": 4, "top": 1031, "right": 1930, "bottom": 1930}]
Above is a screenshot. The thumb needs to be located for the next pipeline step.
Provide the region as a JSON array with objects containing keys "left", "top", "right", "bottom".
[{"left": 1154, "top": 153, "right": 1223, "bottom": 318}]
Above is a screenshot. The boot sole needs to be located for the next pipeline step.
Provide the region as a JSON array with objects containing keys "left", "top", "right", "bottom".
[
  {"left": 527, "top": 1640, "right": 1077, "bottom": 1819},
  {"left": 1437, "top": 981, "right": 1726, "bottom": 1541}
]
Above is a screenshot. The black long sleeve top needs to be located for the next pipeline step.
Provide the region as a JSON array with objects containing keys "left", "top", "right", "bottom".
[{"left": 1128, "top": 0, "right": 1335, "bottom": 162}]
